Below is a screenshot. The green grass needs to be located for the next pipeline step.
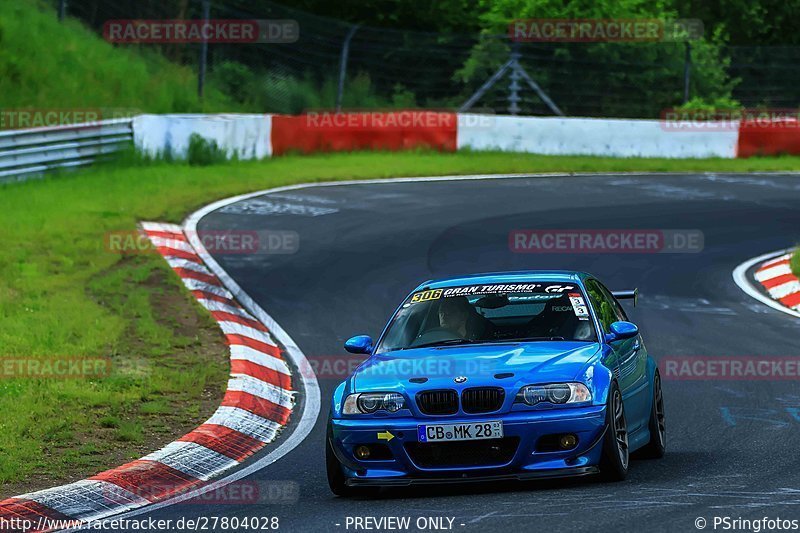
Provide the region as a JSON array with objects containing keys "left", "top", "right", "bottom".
[
  {"left": 792, "top": 248, "right": 800, "bottom": 278},
  {"left": 99, "top": 416, "right": 120, "bottom": 429},
  {"left": 2, "top": 150, "right": 800, "bottom": 494},
  {"left": 0, "top": 0, "right": 236, "bottom": 113},
  {"left": 115, "top": 421, "right": 144, "bottom": 444}
]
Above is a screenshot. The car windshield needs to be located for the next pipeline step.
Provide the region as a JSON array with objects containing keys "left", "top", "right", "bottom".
[{"left": 376, "top": 282, "right": 597, "bottom": 352}]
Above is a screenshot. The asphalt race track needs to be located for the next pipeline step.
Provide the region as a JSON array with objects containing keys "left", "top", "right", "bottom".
[{"left": 126, "top": 173, "right": 800, "bottom": 532}]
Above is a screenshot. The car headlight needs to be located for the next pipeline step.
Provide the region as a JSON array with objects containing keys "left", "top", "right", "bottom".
[
  {"left": 343, "top": 393, "right": 405, "bottom": 414},
  {"left": 516, "top": 383, "right": 592, "bottom": 406}
]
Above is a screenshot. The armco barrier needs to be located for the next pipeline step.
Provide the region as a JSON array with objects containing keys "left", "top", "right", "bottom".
[
  {"left": 0, "top": 119, "right": 132, "bottom": 182},
  {"left": 270, "top": 111, "right": 457, "bottom": 155}
]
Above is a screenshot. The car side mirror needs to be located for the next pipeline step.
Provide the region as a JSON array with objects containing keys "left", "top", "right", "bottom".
[
  {"left": 344, "top": 335, "right": 373, "bottom": 354},
  {"left": 605, "top": 321, "right": 639, "bottom": 343}
]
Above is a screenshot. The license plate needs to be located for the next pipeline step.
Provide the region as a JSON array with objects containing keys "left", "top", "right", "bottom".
[{"left": 417, "top": 421, "right": 503, "bottom": 443}]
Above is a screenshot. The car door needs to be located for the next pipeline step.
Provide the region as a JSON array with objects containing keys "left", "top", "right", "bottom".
[
  {"left": 586, "top": 279, "right": 649, "bottom": 430},
  {"left": 583, "top": 279, "right": 621, "bottom": 387}
]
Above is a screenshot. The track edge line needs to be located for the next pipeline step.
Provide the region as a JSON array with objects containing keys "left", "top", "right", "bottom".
[{"left": 732, "top": 248, "right": 800, "bottom": 319}]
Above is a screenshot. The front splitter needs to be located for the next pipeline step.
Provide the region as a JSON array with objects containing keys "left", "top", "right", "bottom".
[{"left": 346, "top": 466, "right": 599, "bottom": 487}]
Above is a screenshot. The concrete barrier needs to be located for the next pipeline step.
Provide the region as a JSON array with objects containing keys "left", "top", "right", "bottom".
[
  {"left": 133, "top": 114, "right": 271, "bottom": 159},
  {"left": 456, "top": 114, "right": 739, "bottom": 158},
  {"left": 130, "top": 111, "right": 800, "bottom": 161},
  {"left": 270, "top": 111, "right": 457, "bottom": 155}
]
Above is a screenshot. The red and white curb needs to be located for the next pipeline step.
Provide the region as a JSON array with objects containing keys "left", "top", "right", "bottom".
[
  {"left": 733, "top": 248, "right": 800, "bottom": 319},
  {"left": 754, "top": 252, "right": 800, "bottom": 311},
  {"left": 0, "top": 222, "right": 296, "bottom": 532}
]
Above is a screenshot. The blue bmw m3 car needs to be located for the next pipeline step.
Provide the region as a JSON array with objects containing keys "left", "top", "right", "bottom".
[{"left": 326, "top": 271, "right": 665, "bottom": 495}]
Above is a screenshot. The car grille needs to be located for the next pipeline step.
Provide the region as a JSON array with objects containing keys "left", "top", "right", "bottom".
[
  {"left": 405, "top": 437, "right": 519, "bottom": 468},
  {"left": 416, "top": 390, "right": 458, "bottom": 415},
  {"left": 461, "top": 387, "right": 505, "bottom": 413}
]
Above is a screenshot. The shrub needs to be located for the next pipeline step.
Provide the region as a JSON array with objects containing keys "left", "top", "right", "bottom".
[{"left": 187, "top": 134, "right": 227, "bottom": 166}]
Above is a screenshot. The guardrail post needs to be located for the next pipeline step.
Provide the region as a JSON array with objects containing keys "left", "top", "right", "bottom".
[
  {"left": 683, "top": 41, "right": 692, "bottom": 104},
  {"left": 336, "top": 25, "right": 359, "bottom": 112},
  {"left": 508, "top": 43, "right": 522, "bottom": 115}
]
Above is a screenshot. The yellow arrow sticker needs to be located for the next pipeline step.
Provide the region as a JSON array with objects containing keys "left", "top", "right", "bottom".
[{"left": 377, "top": 431, "right": 394, "bottom": 442}]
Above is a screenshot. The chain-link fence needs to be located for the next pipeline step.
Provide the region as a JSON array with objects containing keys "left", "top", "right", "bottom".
[{"left": 60, "top": 0, "right": 800, "bottom": 118}]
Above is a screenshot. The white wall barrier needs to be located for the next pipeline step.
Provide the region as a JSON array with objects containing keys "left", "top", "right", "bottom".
[
  {"left": 133, "top": 114, "right": 271, "bottom": 160},
  {"left": 456, "top": 114, "right": 740, "bottom": 159},
  {"left": 2, "top": 112, "right": 755, "bottom": 177}
]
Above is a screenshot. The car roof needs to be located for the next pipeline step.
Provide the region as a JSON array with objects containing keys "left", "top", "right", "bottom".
[{"left": 418, "top": 270, "right": 592, "bottom": 290}]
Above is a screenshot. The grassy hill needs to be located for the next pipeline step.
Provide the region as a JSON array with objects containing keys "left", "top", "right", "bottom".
[{"left": 0, "top": 0, "right": 236, "bottom": 113}]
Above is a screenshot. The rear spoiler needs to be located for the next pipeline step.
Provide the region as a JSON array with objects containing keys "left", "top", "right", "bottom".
[{"left": 612, "top": 289, "right": 638, "bottom": 307}]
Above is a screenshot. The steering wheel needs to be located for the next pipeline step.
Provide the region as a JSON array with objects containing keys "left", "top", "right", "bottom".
[{"left": 412, "top": 327, "right": 461, "bottom": 347}]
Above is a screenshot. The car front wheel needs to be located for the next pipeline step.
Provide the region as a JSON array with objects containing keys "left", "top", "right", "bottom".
[
  {"left": 638, "top": 370, "right": 666, "bottom": 458},
  {"left": 599, "top": 382, "right": 629, "bottom": 481}
]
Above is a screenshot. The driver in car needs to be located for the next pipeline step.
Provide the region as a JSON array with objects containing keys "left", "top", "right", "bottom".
[{"left": 438, "top": 296, "right": 481, "bottom": 340}]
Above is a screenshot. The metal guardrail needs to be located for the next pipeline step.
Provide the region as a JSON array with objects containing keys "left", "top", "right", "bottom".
[{"left": 0, "top": 118, "right": 133, "bottom": 183}]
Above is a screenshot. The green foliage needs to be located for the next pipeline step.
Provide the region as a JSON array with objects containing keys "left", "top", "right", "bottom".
[
  {"left": 286, "top": 0, "right": 485, "bottom": 33},
  {"left": 671, "top": 0, "right": 800, "bottom": 46},
  {"left": 584, "top": 284, "right": 616, "bottom": 332},
  {"left": 99, "top": 416, "right": 120, "bottom": 429},
  {"left": 212, "top": 62, "right": 257, "bottom": 104},
  {"left": 6, "top": 0, "right": 794, "bottom": 119},
  {"left": 454, "top": 36, "right": 508, "bottom": 87},
  {"left": 115, "top": 421, "right": 144, "bottom": 443},
  {"left": 684, "top": 27, "right": 740, "bottom": 104},
  {"left": 460, "top": 0, "right": 738, "bottom": 116},
  {"left": 187, "top": 134, "right": 228, "bottom": 166},
  {"left": 792, "top": 249, "right": 800, "bottom": 278},
  {"left": 479, "top": 0, "right": 662, "bottom": 26},
  {"left": 0, "top": 0, "right": 236, "bottom": 112},
  {"left": 213, "top": 66, "right": 407, "bottom": 114},
  {"left": 391, "top": 85, "right": 418, "bottom": 108},
  {"left": 674, "top": 96, "right": 742, "bottom": 112}
]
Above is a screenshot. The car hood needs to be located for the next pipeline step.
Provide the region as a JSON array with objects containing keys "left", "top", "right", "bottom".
[{"left": 352, "top": 342, "right": 601, "bottom": 392}]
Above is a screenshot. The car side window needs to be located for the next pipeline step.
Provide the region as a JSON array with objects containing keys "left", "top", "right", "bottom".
[
  {"left": 585, "top": 279, "right": 616, "bottom": 334},
  {"left": 597, "top": 282, "right": 629, "bottom": 322}
]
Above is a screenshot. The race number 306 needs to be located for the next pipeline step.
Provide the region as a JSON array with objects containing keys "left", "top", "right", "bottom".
[{"left": 411, "top": 289, "right": 443, "bottom": 303}]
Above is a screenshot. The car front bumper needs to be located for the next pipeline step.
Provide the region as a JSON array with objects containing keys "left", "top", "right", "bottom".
[{"left": 329, "top": 405, "right": 607, "bottom": 485}]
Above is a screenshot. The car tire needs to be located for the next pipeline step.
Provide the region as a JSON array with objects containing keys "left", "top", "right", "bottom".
[
  {"left": 637, "top": 370, "right": 666, "bottom": 459},
  {"left": 599, "top": 381, "right": 629, "bottom": 481},
  {"left": 326, "top": 429, "right": 361, "bottom": 497}
]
